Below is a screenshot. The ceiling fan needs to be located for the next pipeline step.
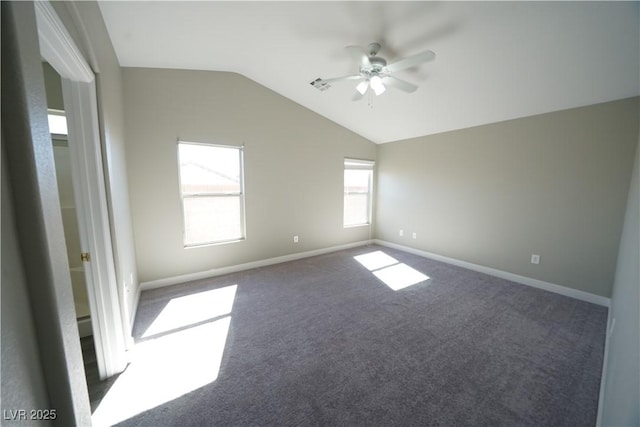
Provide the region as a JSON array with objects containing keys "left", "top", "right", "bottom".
[{"left": 318, "top": 42, "right": 436, "bottom": 100}]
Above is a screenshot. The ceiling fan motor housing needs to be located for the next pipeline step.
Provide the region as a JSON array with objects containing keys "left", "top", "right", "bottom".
[
  {"left": 368, "top": 42, "right": 382, "bottom": 56},
  {"left": 362, "top": 56, "right": 387, "bottom": 77}
]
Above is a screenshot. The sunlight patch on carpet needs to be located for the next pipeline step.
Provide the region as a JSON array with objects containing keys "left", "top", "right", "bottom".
[
  {"left": 373, "top": 263, "right": 429, "bottom": 290},
  {"left": 142, "top": 285, "right": 237, "bottom": 338},
  {"left": 353, "top": 251, "right": 398, "bottom": 271},
  {"left": 92, "top": 286, "right": 236, "bottom": 426},
  {"left": 354, "top": 251, "right": 429, "bottom": 290}
]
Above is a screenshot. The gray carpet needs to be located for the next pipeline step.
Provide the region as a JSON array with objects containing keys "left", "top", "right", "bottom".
[{"left": 119, "top": 245, "right": 607, "bottom": 426}]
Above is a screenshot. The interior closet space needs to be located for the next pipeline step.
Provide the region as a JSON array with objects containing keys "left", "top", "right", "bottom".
[{"left": 43, "top": 61, "right": 92, "bottom": 338}]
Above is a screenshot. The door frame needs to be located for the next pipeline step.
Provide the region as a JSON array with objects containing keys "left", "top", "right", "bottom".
[{"left": 35, "top": 0, "right": 128, "bottom": 379}]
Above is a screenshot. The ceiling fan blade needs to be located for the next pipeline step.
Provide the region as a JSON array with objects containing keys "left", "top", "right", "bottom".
[
  {"left": 385, "top": 50, "right": 436, "bottom": 73},
  {"left": 321, "top": 75, "right": 362, "bottom": 84},
  {"left": 382, "top": 76, "right": 418, "bottom": 93},
  {"left": 345, "top": 45, "right": 372, "bottom": 68}
]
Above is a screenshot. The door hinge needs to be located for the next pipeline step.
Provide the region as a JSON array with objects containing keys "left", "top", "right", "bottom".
[{"left": 81, "top": 252, "right": 90, "bottom": 263}]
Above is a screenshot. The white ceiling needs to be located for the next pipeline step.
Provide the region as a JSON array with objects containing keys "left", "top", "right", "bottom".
[{"left": 98, "top": 1, "right": 639, "bottom": 144}]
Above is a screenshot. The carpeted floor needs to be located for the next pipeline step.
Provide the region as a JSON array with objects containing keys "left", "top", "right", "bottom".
[{"left": 114, "top": 244, "right": 607, "bottom": 426}]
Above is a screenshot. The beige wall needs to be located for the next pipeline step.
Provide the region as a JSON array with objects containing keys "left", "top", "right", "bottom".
[
  {"left": 122, "top": 68, "right": 376, "bottom": 283},
  {"left": 376, "top": 97, "right": 639, "bottom": 297},
  {"left": 2, "top": 130, "right": 52, "bottom": 425}
]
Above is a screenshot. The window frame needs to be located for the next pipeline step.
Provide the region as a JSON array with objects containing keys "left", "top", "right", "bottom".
[
  {"left": 177, "top": 140, "right": 246, "bottom": 247},
  {"left": 343, "top": 158, "right": 375, "bottom": 228}
]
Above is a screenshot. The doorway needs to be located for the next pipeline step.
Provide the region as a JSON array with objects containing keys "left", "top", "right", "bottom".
[
  {"left": 44, "top": 62, "right": 93, "bottom": 339},
  {"left": 35, "top": 0, "right": 128, "bottom": 381}
]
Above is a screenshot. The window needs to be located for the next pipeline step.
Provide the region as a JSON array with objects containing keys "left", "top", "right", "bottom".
[
  {"left": 178, "top": 142, "right": 245, "bottom": 246},
  {"left": 344, "top": 158, "right": 374, "bottom": 227},
  {"left": 48, "top": 109, "right": 68, "bottom": 136}
]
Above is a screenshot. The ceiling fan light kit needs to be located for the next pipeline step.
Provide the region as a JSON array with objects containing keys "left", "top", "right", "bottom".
[
  {"left": 369, "top": 76, "right": 386, "bottom": 95},
  {"left": 315, "top": 42, "right": 435, "bottom": 102},
  {"left": 356, "top": 80, "right": 369, "bottom": 95}
]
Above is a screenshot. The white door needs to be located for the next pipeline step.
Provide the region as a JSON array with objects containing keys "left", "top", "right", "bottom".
[{"left": 35, "top": 0, "right": 128, "bottom": 380}]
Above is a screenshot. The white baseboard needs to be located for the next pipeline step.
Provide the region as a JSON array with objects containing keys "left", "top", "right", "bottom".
[
  {"left": 374, "top": 240, "right": 610, "bottom": 307},
  {"left": 140, "top": 240, "right": 372, "bottom": 291},
  {"left": 140, "top": 238, "right": 610, "bottom": 307}
]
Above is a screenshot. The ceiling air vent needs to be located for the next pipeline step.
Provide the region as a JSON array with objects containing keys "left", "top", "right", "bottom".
[{"left": 310, "top": 78, "right": 331, "bottom": 92}]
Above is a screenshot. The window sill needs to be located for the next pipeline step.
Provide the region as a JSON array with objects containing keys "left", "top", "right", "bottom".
[
  {"left": 343, "top": 223, "right": 371, "bottom": 229},
  {"left": 184, "top": 237, "right": 245, "bottom": 249}
]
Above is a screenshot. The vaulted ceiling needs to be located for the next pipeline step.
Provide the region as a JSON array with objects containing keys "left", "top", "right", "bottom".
[{"left": 98, "top": 1, "right": 639, "bottom": 144}]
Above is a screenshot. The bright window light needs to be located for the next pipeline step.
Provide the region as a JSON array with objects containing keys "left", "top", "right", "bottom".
[
  {"left": 47, "top": 111, "right": 68, "bottom": 135},
  {"left": 344, "top": 158, "right": 374, "bottom": 227},
  {"left": 354, "top": 251, "right": 429, "bottom": 291},
  {"left": 178, "top": 142, "right": 245, "bottom": 246}
]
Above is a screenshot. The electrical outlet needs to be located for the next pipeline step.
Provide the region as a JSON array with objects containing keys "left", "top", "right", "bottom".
[
  {"left": 293, "top": 235, "right": 299, "bottom": 243},
  {"left": 399, "top": 229, "right": 404, "bottom": 237},
  {"left": 531, "top": 254, "right": 540, "bottom": 264},
  {"left": 412, "top": 232, "right": 417, "bottom": 239}
]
